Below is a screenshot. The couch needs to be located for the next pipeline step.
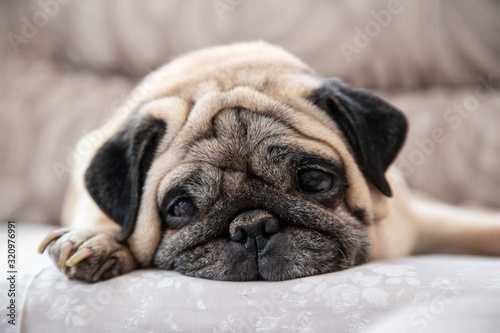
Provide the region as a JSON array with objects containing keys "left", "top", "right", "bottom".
[{"left": 1, "top": 1, "right": 500, "bottom": 332}]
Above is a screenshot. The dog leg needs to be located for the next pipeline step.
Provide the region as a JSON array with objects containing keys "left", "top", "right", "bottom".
[
  {"left": 38, "top": 225, "right": 137, "bottom": 282},
  {"left": 410, "top": 196, "right": 500, "bottom": 256}
]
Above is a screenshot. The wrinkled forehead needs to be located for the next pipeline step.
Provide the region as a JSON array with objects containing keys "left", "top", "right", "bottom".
[
  {"left": 143, "top": 87, "right": 346, "bottom": 197},
  {"left": 157, "top": 109, "right": 345, "bottom": 197},
  {"left": 182, "top": 106, "right": 342, "bottom": 167}
]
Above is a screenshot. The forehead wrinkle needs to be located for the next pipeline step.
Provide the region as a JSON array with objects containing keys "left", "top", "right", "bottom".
[
  {"left": 154, "top": 95, "right": 350, "bottom": 205},
  {"left": 181, "top": 106, "right": 346, "bottom": 174},
  {"left": 154, "top": 107, "right": 346, "bottom": 201},
  {"left": 156, "top": 163, "right": 201, "bottom": 201},
  {"left": 156, "top": 163, "right": 222, "bottom": 203},
  {"left": 170, "top": 86, "right": 346, "bottom": 161},
  {"left": 180, "top": 109, "right": 250, "bottom": 169},
  {"left": 286, "top": 137, "right": 344, "bottom": 164}
]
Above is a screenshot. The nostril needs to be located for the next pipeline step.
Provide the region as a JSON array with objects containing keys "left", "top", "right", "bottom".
[
  {"left": 230, "top": 218, "right": 279, "bottom": 242},
  {"left": 229, "top": 209, "right": 280, "bottom": 245},
  {"left": 231, "top": 226, "right": 246, "bottom": 242},
  {"left": 262, "top": 218, "right": 279, "bottom": 236}
]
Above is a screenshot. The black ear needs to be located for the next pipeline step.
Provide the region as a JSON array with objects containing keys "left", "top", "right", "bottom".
[
  {"left": 309, "top": 78, "right": 407, "bottom": 197},
  {"left": 85, "top": 116, "right": 167, "bottom": 242}
]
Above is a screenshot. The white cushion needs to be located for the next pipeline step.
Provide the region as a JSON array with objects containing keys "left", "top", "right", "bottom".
[{"left": 18, "top": 255, "right": 500, "bottom": 332}]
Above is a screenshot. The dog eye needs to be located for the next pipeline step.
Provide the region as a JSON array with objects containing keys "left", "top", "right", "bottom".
[
  {"left": 170, "top": 198, "right": 196, "bottom": 217},
  {"left": 164, "top": 198, "right": 197, "bottom": 229},
  {"left": 297, "top": 169, "right": 333, "bottom": 193}
]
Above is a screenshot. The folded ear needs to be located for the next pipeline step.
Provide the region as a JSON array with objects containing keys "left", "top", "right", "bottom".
[
  {"left": 309, "top": 78, "right": 407, "bottom": 197},
  {"left": 84, "top": 116, "right": 167, "bottom": 242}
]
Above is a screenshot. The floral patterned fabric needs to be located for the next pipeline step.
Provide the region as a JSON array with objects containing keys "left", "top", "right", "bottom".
[{"left": 16, "top": 255, "right": 500, "bottom": 333}]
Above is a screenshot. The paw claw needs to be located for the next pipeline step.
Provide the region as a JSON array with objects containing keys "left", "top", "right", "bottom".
[
  {"left": 40, "top": 228, "right": 136, "bottom": 282},
  {"left": 66, "top": 248, "right": 93, "bottom": 267},
  {"left": 38, "top": 230, "right": 66, "bottom": 254},
  {"left": 59, "top": 242, "right": 73, "bottom": 267}
]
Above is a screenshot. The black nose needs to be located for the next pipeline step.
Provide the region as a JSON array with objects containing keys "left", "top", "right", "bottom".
[{"left": 230, "top": 209, "right": 279, "bottom": 251}]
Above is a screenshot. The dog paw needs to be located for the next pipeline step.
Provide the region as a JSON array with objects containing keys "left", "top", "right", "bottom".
[{"left": 38, "top": 228, "right": 136, "bottom": 282}]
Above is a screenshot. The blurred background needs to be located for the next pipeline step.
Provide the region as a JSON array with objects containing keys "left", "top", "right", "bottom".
[{"left": 1, "top": 0, "right": 499, "bottom": 225}]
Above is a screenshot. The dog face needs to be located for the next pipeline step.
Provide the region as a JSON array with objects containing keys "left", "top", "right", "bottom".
[{"left": 84, "top": 42, "right": 407, "bottom": 281}]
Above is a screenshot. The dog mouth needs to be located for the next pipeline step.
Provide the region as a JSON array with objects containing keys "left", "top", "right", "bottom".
[
  {"left": 153, "top": 188, "right": 370, "bottom": 281},
  {"left": 223, "top": 231, "right": 281, "bottom": 281},
  {"left": 157, "top": 223, "right": 368, "bottom": 282}
]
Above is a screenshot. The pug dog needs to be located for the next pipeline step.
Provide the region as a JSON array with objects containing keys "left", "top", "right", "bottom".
[{"left": 39, "top": 42, "right": 500, "bottom": 282}]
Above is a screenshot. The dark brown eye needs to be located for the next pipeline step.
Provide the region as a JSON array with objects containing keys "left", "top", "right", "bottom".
[
  {"left": 165, "top": 198, "right": 197, "bottom": 229},
  {"left": 170, "top": 198, "right": 196, "bottom": 217},
  {"left": 297, "top": 169, "right": 333, "bottom": 193}
]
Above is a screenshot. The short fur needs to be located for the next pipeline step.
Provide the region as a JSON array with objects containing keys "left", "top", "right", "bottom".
[{"left": 39, "top": 42, "right": 500, "bottom": 282}]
